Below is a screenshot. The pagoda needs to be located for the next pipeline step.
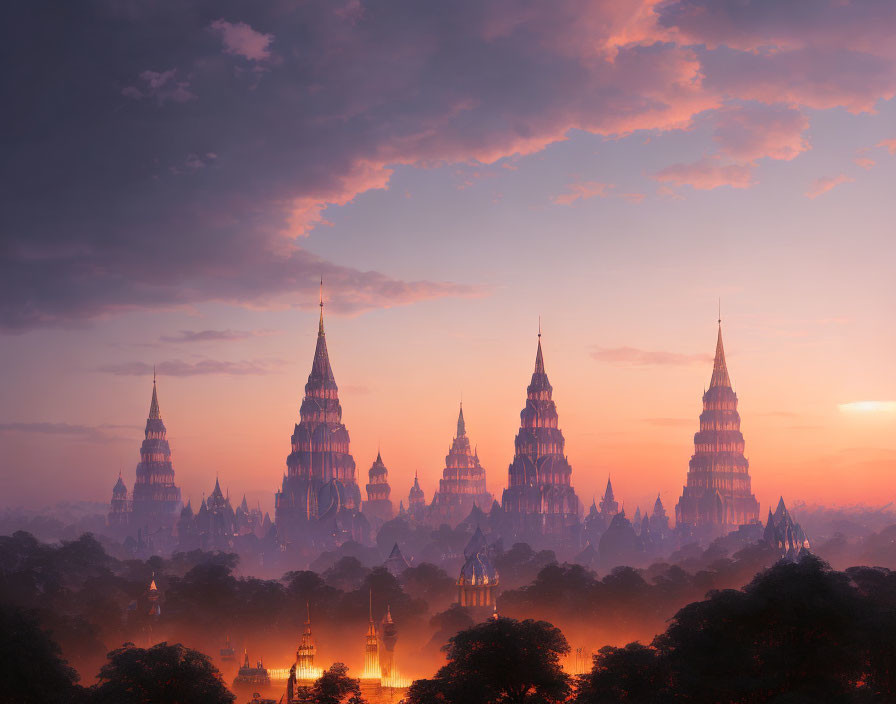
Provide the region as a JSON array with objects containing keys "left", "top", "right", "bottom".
[
  {"left": 429, "top": 404, "right": 494, "bottom": 527},
  {"left": 275, "top": 287, "right": 363, "bottom": 540},
  {"left": 675, "top": 322, "right": 759, "bottom": 533},
  {"left": 107, "top": 472, "right": 131, "bottom": 527},
  {"left": 501, "top": 325, "right": 580, "bottom": 537},
  {"left": 130, "top": 374, "right": 181, "bottom": 530},
  {"left": 599, "top": 477, "right": 618, "bottom": 520},
  {"left": 362, "top": 451, "right": 394, "bottom": 525},
  {"left": 408, "top": 473, "right": 425, "bottom": 522}
]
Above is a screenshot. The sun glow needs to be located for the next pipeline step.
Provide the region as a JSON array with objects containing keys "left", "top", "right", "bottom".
[{"left": 838, "top": 401, "right": 896, "bottom": 414}]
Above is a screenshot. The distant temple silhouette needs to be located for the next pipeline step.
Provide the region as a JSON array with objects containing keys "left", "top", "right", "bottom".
[
  {"left": 675, "top": 321, "right": 760, "bottom": 533},
  {"left": 501, "top": 324, "right": 581, "bottom": 537},
  {"left": 429, "top": 403, "right": 494, "bottom": 527},
  {"left": 362, "top": 451, "right": 394, "bottom": 526},
  {"left": 107, "top": 374, "right": 181, "bottom": 534}
]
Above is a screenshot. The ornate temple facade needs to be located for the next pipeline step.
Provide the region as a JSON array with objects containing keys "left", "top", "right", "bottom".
[
  {"left": 429, "top": 404, "right": 494, "bottom": 527},
  {"left": 501, "top": 329, "right": 580, "bottom": 537},
  {"left": 362, "top": 451, "right": 394, "bottom": 525},
  {"left": 113, "top": 376, "right": 181, "bottom": 532},
  {"left": 675, "top": 324, "right": 760, "bottom": 533},
  {"left": 457, "top": 526, "right": 499, "bottom": 608},
  {"left": 275, "top": 296, "right": 366, "bottom": 543}
]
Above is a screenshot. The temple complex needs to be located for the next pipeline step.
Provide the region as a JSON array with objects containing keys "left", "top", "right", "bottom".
[
  {"left": 126, "top": 374, "right": 182, "bottom": 531},
  {"left": 764, "top": 497, "right": 810, "bottom": 561},
  {"left": 362, "top": 451, "right": 394, "bottom": 525},
  {"left": 675, "top": 322, "right": 760, "bottom": 533},
  {"left": 501, "top": 326, "right": 581, "bottom": 537},
  {"left": 429, "top": 404, "right": 494, "bottom": 527},
  {"left": 275, "top": 288, "right": 365, "bottom": 543}
]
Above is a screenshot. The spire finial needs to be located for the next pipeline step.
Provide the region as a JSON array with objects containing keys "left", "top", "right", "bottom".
[
  {"left": 538, "top": 315, "right": 541, "bottom": 339},
  {"left": 718, "top": 298, "right": 721, "bottom": 326},
  {"left": 369, "top": 588, "right": 373, "bottom": 622},
  {"left": 153, "top": 365, "right": 156, "bottom": 384},
  {"left": 318, "top": 277, "right": 325, "bottom": 336}
]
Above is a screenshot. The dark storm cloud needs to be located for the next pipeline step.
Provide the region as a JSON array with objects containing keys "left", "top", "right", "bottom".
[{"left": 2, "top": 0, "right": 894, "bottom": 331}]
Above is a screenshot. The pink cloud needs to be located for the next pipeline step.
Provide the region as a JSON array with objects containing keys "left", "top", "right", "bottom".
[
  {"left": 591, "top": 346, "right": 712, "bottom": 366},
  {"left": 878, "top": 138, "right": 896, "bottom": 154},
  {"left": 713, "top": 103, "right": 809, "bottom": 161},
  {"left": 854, "top": 156, "right": 875, "bottom": 170},
  {"left": 552, "top": 181, "right": 612, "bottom": 205},
  {"left": 210, "top": 20, "right": 273, "bottom": 61},
  {"left": 653, "top": 157, "right": 754, "bottom": 190},
  {"left": 805, "top": 174, "right": 854, "bottom": 199}
]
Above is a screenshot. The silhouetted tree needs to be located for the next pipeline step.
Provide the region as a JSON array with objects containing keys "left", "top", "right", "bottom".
[
  {"left": 408, "top": 617, "right": 570, "bottom": 704},
  {"left": 0, "top": 603, "right": 84, "bottom": 703},
  {"left": 91, "top": 641, "right": 234, "bottom": 704},
  {"left": 574, "top": 643, "right": 665, "bottom": 704},
  {"left": 309, "top": 662, "right": 365, "bottom": 704}
]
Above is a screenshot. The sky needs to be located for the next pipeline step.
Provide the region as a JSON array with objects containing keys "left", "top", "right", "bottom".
[{"left": 1, "top": 0, "right": 895, "bottom": 516}]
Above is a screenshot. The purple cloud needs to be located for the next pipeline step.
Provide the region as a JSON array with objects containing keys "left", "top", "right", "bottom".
[
  {"left": 98, "top": 359, "right": 288, "bottom": 376},
  {"left": 4, "top": 1, "right": 896, "bottom": 332},
  {"left": 159, "top": 329, "right": 272, "bottom": 343}
]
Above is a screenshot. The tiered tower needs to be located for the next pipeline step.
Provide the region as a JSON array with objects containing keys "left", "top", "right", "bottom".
[
  {"left": 408, "top": 473, "right": 425, "bottom": 522},
  {"left": 429, "top": 404, "right": 494, "bottom": 526},
  {"left": 131, "top": 374, "right": 181, "bottom": 529},
  {"left": 363, "top": 592, "right": 380, "bottom": 680},
  {"left": 675, "top": 322, "right": 759, "bottom": 532},
  {"left": 296, "top": 603, "right": 318, "bottom": 679},
  {"left": 362, "top": 451, "right": 394, "bottom": 524},
  {"left": 501, "top": 326, "right": 580, "bottom": 536},
  {"left": 108, "top": 472, "right": 130, "bottom": 526},
  {"left": 275, "top": 289, "right": 362, "bottom": 538}
]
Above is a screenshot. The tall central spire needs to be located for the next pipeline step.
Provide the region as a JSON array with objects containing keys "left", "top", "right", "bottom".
[
  {"left": 457, "top": 402, "right": 466, "bottom": 438},
  {"left": 534, "top": 317, "right": 545, "bottom": 374},
  {"left": 310, "top": 279, "right": 335, "bottom": 384},
  {"left": 148, "top": 372, "right": 161, "bottom": 420},
  {"left": 709, "top": 323, "right": 731, "bottom": 389}
]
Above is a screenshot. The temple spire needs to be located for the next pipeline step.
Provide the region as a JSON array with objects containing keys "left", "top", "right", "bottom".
[
  {"left": 457, "top": 402, "right": 466, "bottom": 438},
  {"left": 534, "top": 319, "right": 545, "bottom": 374},
  {"left": 309, "top": 282, "right": 335, "bottom": 383},
  {"left": 318, "top": 277, "right": 325, "bottom": 336},
  {"left": 148, "top": 372, "right": 162, "bottom": 420},
  {"left": 709, "top": 322, "right": 731, "bottom": 389}
]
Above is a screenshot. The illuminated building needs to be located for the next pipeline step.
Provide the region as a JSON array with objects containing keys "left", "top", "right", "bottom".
[
  {"left": 429, "top": 404, "right": 494, "bottom": 527},
  {"left": 675, "top": 322, "right": 760, "bottom": 532},
  {"left": 363, "top": 593, "right": 380, "bottom": 680},
  {"left": 501, "top": 324, "right": 581, "bottom": 537}
]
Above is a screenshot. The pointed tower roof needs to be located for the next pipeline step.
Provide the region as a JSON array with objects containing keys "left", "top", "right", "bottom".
[
  {"left": 603, "top": 477, "right": 615, "bottom": 501},
  {"left": 211, "top": 477, "right": 224, "bottom": 499},
  {"left": 457, "top": 403, "right": 466, "bottom": 438},
  {"left": 148, "top": 372, "right": 162, "bottom": 420},
  {"left": 534, "top": 319, "right": 545, "bottom": 375},
  {"left": 383, "top": 605, "right": 393, "bottom": 624},
  {"left": 709, "top": 324, "right": 731, "bottom": 389},
  {"left": 310, "top": 280, "right": 336, "bottom": 384}
]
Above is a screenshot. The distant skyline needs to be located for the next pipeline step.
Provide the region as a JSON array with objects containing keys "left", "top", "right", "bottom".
[{"left": 2, "top": 1, "right": 895, "bottom": 513}]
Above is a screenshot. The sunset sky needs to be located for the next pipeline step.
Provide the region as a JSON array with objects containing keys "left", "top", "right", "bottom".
[{"left": 2, "top": 0, "right": 895, "bottom": 515}]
